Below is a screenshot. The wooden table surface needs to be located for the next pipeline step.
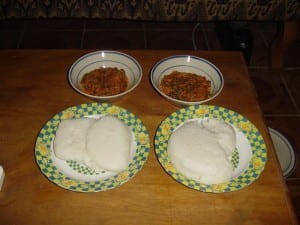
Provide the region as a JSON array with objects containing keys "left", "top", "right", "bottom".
[{"left": 0, "top": 50, "right": 297, "bottom": 225}]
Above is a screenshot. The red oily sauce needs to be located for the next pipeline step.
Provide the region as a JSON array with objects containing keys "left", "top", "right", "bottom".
[
  {"left": 159, "top": 71, "right": 211, "bottom": 102},
  {"left": 80, "top": 67, "right": 128, "bottom": 96}
]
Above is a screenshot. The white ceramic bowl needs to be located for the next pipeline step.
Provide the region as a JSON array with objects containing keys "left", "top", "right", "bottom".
[
  {"left": 68, "top": 50, "right": 142, "bottom": 101},
  {"left": 150, "top": 55, "right": 224, "bottom": 106}
]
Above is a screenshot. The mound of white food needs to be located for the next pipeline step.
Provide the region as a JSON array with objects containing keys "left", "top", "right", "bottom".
[
  {"left": 84, "top": 116, "right": 133, "bottom": 172},
  {"left": 53, "top": 118, "right": 95, "bottom": 163},
  {"left": 53, "top": 116, "right": 133, "bottom": 173},
  {"left": 168, "top": 118, "right": 236, "bottom": 185}
]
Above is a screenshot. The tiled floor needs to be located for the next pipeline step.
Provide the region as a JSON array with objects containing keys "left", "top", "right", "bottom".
[{"left": 1, "top": 18, "right": 300, "bottom": 218}]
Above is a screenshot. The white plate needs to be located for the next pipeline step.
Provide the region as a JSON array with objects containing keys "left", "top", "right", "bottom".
[
  {"left": 35, "top": 103, "right": 150, "bottom": 192},
  {"left": 155, "top": 105, "right": 267, "bottom": 193},
  {"left": 269, "top": 127, "right": 296, "bottom": 177}
]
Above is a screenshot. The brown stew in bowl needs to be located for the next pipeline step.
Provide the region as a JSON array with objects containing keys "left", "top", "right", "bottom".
[
  {"left": 80, "top": 67, "right": 128, "bottom": 96},
  {"left": 159, "top": 71, "right": 211, "bottom": 102}
]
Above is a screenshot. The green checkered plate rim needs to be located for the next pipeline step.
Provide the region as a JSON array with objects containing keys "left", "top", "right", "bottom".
[
  {"left": 154, "top": 105, "right": 267, "bottom": 193},
  {"left": 35, "top": 103, "right": 150, "bottom": 192}
]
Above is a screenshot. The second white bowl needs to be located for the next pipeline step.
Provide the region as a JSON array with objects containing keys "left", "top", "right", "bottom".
[{"left": 150, "top": 55, "right": 224, "bottom": 106}]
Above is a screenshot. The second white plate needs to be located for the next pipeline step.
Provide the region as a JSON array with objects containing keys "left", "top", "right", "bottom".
[{"left": 155, "top": 105, "right": 267, "bottom": 193}]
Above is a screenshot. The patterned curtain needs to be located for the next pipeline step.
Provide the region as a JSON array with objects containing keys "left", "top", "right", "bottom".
[{"left": 0, "top": 0, "right": 299, "bottom": 21}]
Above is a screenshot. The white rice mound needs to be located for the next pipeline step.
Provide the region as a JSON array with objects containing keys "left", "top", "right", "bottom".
[
  {"left": 53, "top": 116, "right": 133, "bottom": 173},
  {"left": 168, "top": 118, "right": 236, "bottom": 185}
]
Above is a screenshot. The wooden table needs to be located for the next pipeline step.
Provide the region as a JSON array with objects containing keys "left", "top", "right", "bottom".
[{"left": 0, "top": 50, "right": 297, "bottom": 225}]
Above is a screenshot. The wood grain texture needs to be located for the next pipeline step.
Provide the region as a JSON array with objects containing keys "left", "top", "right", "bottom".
[{"left": 0, "top": 50, "right": 297, "bottom": 225}]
